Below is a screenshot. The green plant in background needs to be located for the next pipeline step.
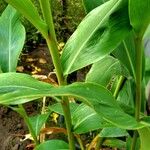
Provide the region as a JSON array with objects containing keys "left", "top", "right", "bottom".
[{"left": 0, "top": 0, "right": 150, "bottom": 150}]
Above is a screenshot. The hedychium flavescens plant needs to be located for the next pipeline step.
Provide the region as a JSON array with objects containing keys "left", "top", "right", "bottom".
[{"left": 0, "top": 0, "right": 149, "bottom": 149}]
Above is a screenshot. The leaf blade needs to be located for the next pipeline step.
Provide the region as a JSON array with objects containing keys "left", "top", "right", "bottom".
[
  {"left": 0, "top": 73, "right": 144, "bottom": 130},
  {"left": 61, "top": 0, "right": 131, "bottom": 75},
  {"left": 0, "top": 5, "right": 25, "bottom": 72}
]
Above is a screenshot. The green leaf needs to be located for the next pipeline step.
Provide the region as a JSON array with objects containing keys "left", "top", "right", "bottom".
[
  {"left": 61, "top": 0, "right": 131, "bottom": 75},
  {"left": 113, "top": 32, "right": 136, "bottom": 79},
  {"left": 138, "top": 127, "right": 150, "bottom": 150},
  {"left": 129, "top": 0, "right": 150, "bottom": 35},
  {"left": 86, "top": 56, "right": 127, "bottom": 87},
  {"left": 35, "top": 140, "right": 69, "bottom": 150},
  {"left": 0, "top": 73, "right": 144, "bottom": 129},
  {"left": 0, "top": 67, "right": 2, "bottom": 73},
  {"left": 0, "top": 5, "right": 25, "bottom": 72},
  {"left": 82, "top": 0, "right": 109, "bottom": 13},
  {"left": 117, "top": 80, "right": 134, "bottom": 107},
  {"left": 72, "top": 104, "right": 112, "bottom": 134},
  {"left": 5, "top": 0, "right": 47, "bottom": 37},
  {"left": 29, "top": 113, "right": 50, "bottom": 136},
  {"left": 100, "top": 127, "right": 128, "bottom": 137},
  {"left": 103, "top": 138, "right": 126, "bottom": 149}
]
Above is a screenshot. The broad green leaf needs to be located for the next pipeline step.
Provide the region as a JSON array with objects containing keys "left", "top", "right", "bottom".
[
  {"left": 100, "top": 127, "right": 128, "bottom": 137},
  {"left": 29, "top": 113, "right": 50, "bottom": 136},
  {"left": 113, "top": 32, "right": 136, "bottom": 79},
  {"left": 103, "top": 138, "right": 126, "bottom": 149},
  {"left": 82, "top": 0, "right": 109, "bottom": 13},
  {"left": 129, "top": 0, "right": 150, "bottom": 35},
  {"left": 61, "top": 0, "right": 131, "bottom": 75},
  {"left": 0, "top": 5, "right": 25, "bottom": 72},
  {"left": 0, "top": 73, "right": 144, "bottom": 129},
  {"left": 35, "top": 140, "right": 69, "bottom": 150},
  {"left": 138, "top": 127, "right": 150, "bottom": 150},
  {"left": 5, "top": 0, "right": 47, "bottom": 37},
  {"left": 86, "top": 56, "right": 128, "bottom": 87},
  {"left": 72, "top": 104, "right": 112, "bottom": 134}
]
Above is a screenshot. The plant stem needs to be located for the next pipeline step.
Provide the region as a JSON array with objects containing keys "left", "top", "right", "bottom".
[
  {"left": 131, "top": 36, "right": 143, "bottom": 150},
  {"left": 135, "top": 37, "right": 143, "bottom": 121},
  {"left": 131, "top": 131, "right": 138, "bottom": 150},
  {"left": 40, "top": 97, "right": 46, "bottom": 142},
  {"left": 18, "top": 105, "right": 39, "bottom": 145},
  {"left": 61, "top": 98, "right": 75, "bottom": 150},
  {"left": 39, "top": 1, "right": 75, "bottom": 149}
]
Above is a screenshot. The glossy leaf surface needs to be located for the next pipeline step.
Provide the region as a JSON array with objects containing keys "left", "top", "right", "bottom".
[
  {"left": 61, "top": 0, "right": 131, "bottom": 75},
  {"left": 0, "top": 5, "right": 25, "bottom": 72},
  {"left": 0, "top": 73, "right": 143, "bottom": 129},
  {"left": 35, "top": 140, "right": 69, "bottom": 150},
  {"left": 5, "top": 0, "right": 47, "bottom": 37}
]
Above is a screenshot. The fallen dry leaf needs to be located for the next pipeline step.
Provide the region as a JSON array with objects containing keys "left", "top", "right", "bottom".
[
  {"left": 40, "top": 127, "right": 67, "bottom": 135},
  {"left": 16, "top": 66, "right": 24, "bottom": 72},
  {"left": 39, "top": 58, "right": 47, "bottom": 64}
]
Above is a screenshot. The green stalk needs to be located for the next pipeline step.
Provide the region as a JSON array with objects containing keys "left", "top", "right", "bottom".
[
  {"left": 39, "top": 0, "right": 64, "bottom": 85},
  {"left": 18, "top": 105, "right": 39, "bottom": 145},
  {"left": 131, "top": 36, "right": 143, "bottom": 150},
  {"left": 135, "top": 37, "right": 143, "bottom": 121},
  {"left": 39, "top": 1, "right": 75, "bottom": 149}
]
